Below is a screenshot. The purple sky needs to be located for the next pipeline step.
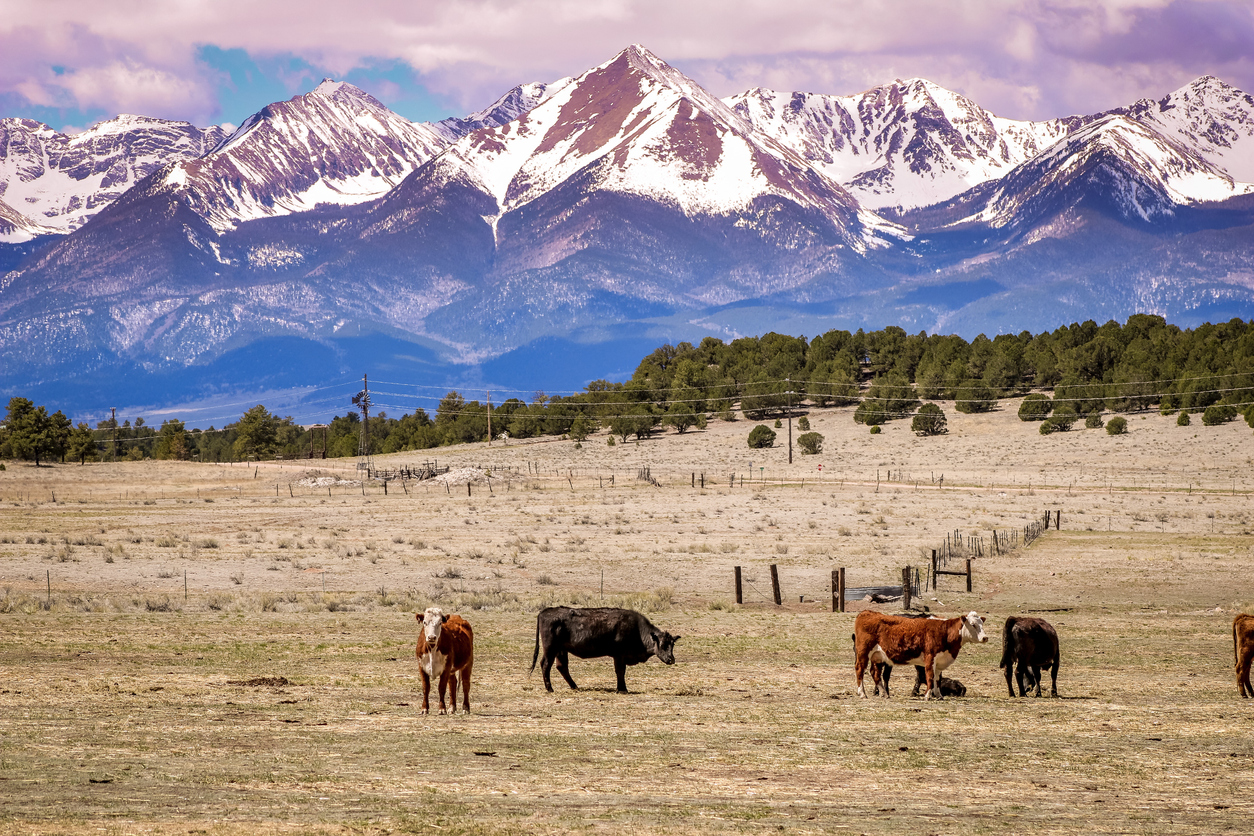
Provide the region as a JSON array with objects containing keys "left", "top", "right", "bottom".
[{"left": 2, "top": 0, "right": 1252, "bottom": 132}]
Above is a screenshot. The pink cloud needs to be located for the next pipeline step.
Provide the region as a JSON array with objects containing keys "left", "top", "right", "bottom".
[{"left": 2, "top": 0, "right": 1252, "bottom": 123}]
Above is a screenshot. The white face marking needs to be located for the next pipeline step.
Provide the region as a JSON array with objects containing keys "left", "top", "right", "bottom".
[
  {"left": 962, "top": 612, "right": 988, "bottom": 643},
  {"left": 422, "top": 607, "right": 445, "bottom": 643}
]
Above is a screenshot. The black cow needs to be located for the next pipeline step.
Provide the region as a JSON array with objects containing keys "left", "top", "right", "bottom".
[
  {"left": 1000, "top": 615, "right": 1060, "bottom": 697},
  {"left": 531, "top": 606, "right": 680, "bottom": 693}
]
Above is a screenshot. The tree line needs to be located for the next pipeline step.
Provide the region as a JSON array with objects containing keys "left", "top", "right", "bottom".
[{"left": 2, "top": 314, "right": 1251, "bottom": 465}]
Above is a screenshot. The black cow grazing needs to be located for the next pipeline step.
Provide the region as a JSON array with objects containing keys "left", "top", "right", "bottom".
[
  {"left": 531, "top": 606, "right": 680, "bottom": 693},
  {"left": 1000, "top": 615, "right": 1060, "bottom": 697}
]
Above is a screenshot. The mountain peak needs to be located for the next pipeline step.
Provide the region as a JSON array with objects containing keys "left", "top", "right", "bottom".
[{"left": 313, "top": 78, "right": 346, "bottom": 96}]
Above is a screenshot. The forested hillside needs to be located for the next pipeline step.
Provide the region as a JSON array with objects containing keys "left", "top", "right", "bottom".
[{"left": 3, "top": 315, "right": 1251, "bottom": 464}]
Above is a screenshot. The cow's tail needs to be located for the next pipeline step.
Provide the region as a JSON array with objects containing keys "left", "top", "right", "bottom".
[
  {"left": 530, "top": 618, "right": 541, "bottom": 675},
  {"left": 999, "top": 616, "right": 1017, "bottom": 670}
]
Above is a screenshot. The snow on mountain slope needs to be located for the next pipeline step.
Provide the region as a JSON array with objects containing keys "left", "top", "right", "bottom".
[
  {"left": 0, "top": 195, "right": 59, "bottom": 243},
  {"left": 162, "top": 80, "right": 452, "bottom": 231},
  {"left": 0, "top": 115, "right": 228, "bottom": 232},
  {"left": 428, "top": 45, "right": 887, "bottom": 249},
  {"left": 1115, "top": 75, "right": 1254, "bottom": 185},
  {"left": 728, "top": 79, "right": 1077, "bottom": 211},
  {"left": 946, "top": 114, "right": 1252, "bottom": 231},
  {"left": 434, "top": 80, "right": 570, "bottom": 139}
]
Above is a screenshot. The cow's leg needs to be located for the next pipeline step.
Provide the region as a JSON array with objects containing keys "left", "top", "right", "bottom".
[
  {"left": 1004, "top": 660, "right": 1016, "bottom": 698},
  {"left": 1031, "top": 665, "right": 1043, "bottom": 697},
  {"left": 912, "top": 665, "right": 927, "bottom": 697},
  {"left": 1048, "top": 659, "right": 1059, "bottom": 698},
  {"left": 614, "top": 657, "right": 628, "bottom": 693},
  {"left": 420, "top": 670, "right": 431, "bottom": 714},
  {"left": 460, "top": 663, "right": 472, "bottom": 713},
  {"left": 923, "top": 658, "right": 939, "bottom": 700},
  {"left": 540, "top": 653, "right": 556, "bottom": 692},
  {"left": 1238, "top": 646, "right": 1253, "bottom": 698},
  {"left": 555, "top": 651, "right": 578, "bottom": 690},
  {"left": 1015, "top": 662, "right": 1028, "bottom": 697},
  {"left": 869, "top": 661, "right": 886, "bottom": 698},
  {"left": 874, "top": 663, "right": 891, "bottom": 697},
  {"left": 855, "top": 653, "right": 868, "bottom": 698},
  {"left": 437, "top": 671, "right": 451, "bottom": 715}
]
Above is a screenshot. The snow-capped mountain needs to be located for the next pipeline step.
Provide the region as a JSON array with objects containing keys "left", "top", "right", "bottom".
[
  {"left": 2, "top": 45, "right": 1253, "bottom": 412},
  {"left": 0, "top": 115, "right": 228, "bottom": 232},
  {"left": 913, "top": 113, "right": 1254, "bottom": 235},
  {"left": 161, "top": 80, "right": 454, "bottom": 231},
  {"left": 429, "top": 46, "right": 886, "bottom": 253},
  {"left": 1112, "top": 75, "right": 1254, "bottom": 184},
  {"left": 728, "top": 79, "right": 1077, "bottom": 211}
]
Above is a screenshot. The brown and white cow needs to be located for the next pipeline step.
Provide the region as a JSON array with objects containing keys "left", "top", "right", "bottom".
[
  {"left": 854, "top": 610, "right": 987, "bottom": 700},
  {"left": 415, "top": 607, "right": 474, "bottom": 714},
  {"left": 1234, "top": 613, "right": 1254, "bottom": 698}
]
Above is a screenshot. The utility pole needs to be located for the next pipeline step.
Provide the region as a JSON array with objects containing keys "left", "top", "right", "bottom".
[
  {"left": 786, "top": 378, "right": 793, "bottom": 464},
  {"left": 487, "top": 390, "right": 492, "bottom": 446},
  {"left": 110, "top": 407, "right": 117, "bottom": 462}
]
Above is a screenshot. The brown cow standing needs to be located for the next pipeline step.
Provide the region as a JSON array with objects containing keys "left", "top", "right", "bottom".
[
  {"left": 415, "top": 607, "right": 474, "bottom": 714},
  {"left": 1235, "top": 613, "right": 1254, "bottom": 698},
  {"left": 854, "top": 610, "right": 987, "bottom": 699}
]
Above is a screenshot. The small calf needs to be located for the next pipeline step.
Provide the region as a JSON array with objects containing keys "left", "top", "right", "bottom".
[
  {"left": 999, "top": 615, "right": 1060, "bottom": 698},
  {"left": 415, "top": 607, "right": 474, "bottom": 714}
]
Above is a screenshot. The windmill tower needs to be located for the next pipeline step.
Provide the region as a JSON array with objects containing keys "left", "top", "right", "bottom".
[{"left": 352, "top": 373, "right": 373, "bottom": 475}]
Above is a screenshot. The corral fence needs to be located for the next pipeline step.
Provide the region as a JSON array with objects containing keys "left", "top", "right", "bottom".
[
  {"left": 927, "top": 509, "right": 1063, "bottom": 590},
  {"left": 733, "top": 565, "right": 921, "bottom": 613}
]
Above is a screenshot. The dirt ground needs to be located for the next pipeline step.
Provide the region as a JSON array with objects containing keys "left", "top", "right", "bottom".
[{"left": 2, "top": 400, "right": 1253, "bottom": 834}]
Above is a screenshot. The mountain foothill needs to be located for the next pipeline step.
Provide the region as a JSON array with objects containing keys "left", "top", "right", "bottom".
[{"left": 1, "top": 45, "right": 1253, "bottom": 412}]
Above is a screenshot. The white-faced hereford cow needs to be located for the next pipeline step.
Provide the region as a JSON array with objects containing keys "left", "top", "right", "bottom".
[
  {"left": 531, "top": 606, "right": 680, "bottom": 693},
  {"left": 854, "top": 610, "right": 987, "bottom": 699},
  {"left": 1235, "top": 613, "right": 1254, "bottom": 698},
  {"left": 1000, "top": 615, "right": 1060, "bottom": 697},
  {"left": 415, "top": 607, "right": 474, "bottom": 714},
  {"left": 865, "top": 613, "right": 967, "bottom": 697}
]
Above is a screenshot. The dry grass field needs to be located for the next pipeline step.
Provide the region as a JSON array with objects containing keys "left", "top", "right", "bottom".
[{"left": 2, "top": 399, "right": 1253, "bottom": 835}]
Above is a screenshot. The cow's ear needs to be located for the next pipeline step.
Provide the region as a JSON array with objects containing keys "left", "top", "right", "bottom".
[
  {"left": 442, "top": 613, "right": 450, "bottom": 623},
  {"left": 672, "top": 634, "right": 681, "bottom": 643},
  {"left": 416, "top": 613, "right": 422, "bottom": 622}
]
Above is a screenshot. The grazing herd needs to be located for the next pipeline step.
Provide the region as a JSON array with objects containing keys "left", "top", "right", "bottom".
[{"left": 412, "top": 605, "right": 1254, "bottom": 712}]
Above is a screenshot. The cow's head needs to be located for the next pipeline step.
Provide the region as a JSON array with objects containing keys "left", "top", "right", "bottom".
[
  {"left": 652, "top": 631, "right": 680, "bottom": 664},
  {"left": 418, "top": 607, "right": 449, "bottom": 643},
  {"left": 961, "top": 611, "right": 988, "bottom": 643}
]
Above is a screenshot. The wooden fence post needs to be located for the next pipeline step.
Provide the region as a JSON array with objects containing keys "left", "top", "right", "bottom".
[
  {"left": 931, "top": 549, "right": 938, "bottom": 589},
  {"left": 770, "top": 564, "right": 782, "bottom": 606},
  {"left": 902, "top": 567, "right": 912, "bottom": 610},
  {"left": 966, "top": 559, "right": 973, "bottom": 592},
  {"left": 734, "top": 566, "right": 743, "bottom": 604},
  {"left": 1055, "top": 509, "right": 1061, "bottom": 530},
  {"left": 831, "top": 569, "right": 839, "bottom": 612},
  {"left": 838, "top": 568, "right": 846, "bottom": 613}
]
